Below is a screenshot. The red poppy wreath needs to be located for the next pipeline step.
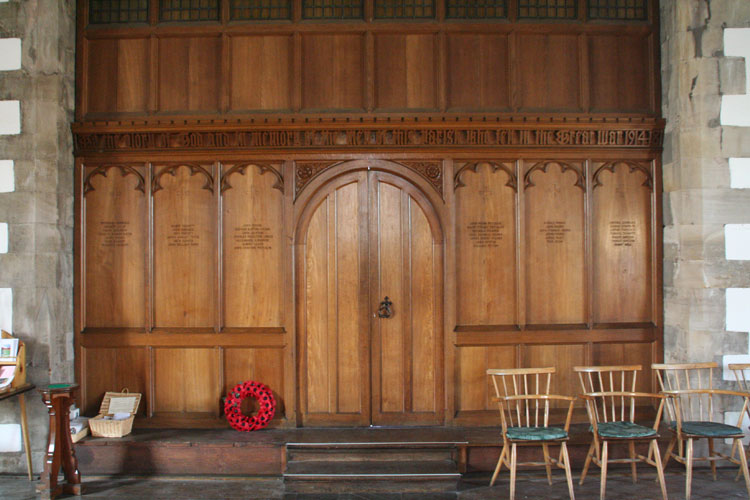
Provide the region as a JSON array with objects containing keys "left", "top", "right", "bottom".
[{"left": 224, "top": 381, "right": 276, "bottom": 432}]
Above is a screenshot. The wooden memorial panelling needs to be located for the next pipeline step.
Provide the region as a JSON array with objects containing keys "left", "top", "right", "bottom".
[
  {"left": 455, "top": 161, "right": 517, "bottom": 326},
  {"left": 221, "top": 163, "right": 284, "bottom": 328},
  {"left": 517, "top": 34, "right": 581, "bottom": 111},
  {"left": 302, "top": 34, "right": 364, "bottom": 110},
  {"left": 82, "top": 347, "right": 147, "bottom": 417},
  {"left": 589, "top": 34, "right": 651, "bottom": 112},
  {"left": 446, "top": 33, "right": 509, "bottom": 110},
  {"left": 83, "top": 164, "right": 147, "bottom": 328},
  {"left": 158, "top": 36, "right": 221, "bottom": 112},
  {"left": 224, "top": 347, "right": 285, "bottom": 417},
  {"left": 85, "top": 38, "right": 150, "bottom": 114},
  {"left": 592, "top": 342, "right": 655, "bottom": 393},
  {"left": 456, "top": 345, "right": 516, "bottom": 414},
  {"left": 374, "top": 34, "right": 438, "bottom": 110},
  {"left": 592, "top": 161, "right": 653, "bottom": 324},
  {"left": 524, "top": 344, "right": 586, "bottom": 408},
  {"left": 230, "top": 36, "right": 293, "bottom": 111},
  {"left": 154, "top": 348, "right": 221, "bottom": 414},
  {"left": 152, "top": 163, "right": 216, "bottom": 328},
  {"left": 523, "top": 161, "right": 586, "bottom": 325}
]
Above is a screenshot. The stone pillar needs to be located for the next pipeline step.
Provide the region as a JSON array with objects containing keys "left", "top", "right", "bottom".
[
  {"left": 661, "top": 0, "right": 750, "bottom": 424},
  {"left": 0, "top": 0, "right": 75, "bottom": 474}
]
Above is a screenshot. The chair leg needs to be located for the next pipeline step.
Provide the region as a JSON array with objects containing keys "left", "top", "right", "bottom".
[
  {"left": 561, "top": 442, "right": 576, "bottom": 500},
  {"left": 543, "top": 443, "right": 553, "bottom": 485},
  {"left": 735, "top": 438, "right": 750, "bottom": 498},
  {"left": 685, "top": 438, "right": 694, "bottom": 500},
  {"left": 490, "top": 443, "right": 507, "bottom": 487},
  {"left": 580, "top": 440, "right": 596, "bottom": 485},
  {"left": 662, "top": 435, "right": 677, "bottom": 470},
  {"left": 600, "top": 440, "right": 609, "bottom": 500},
  {"left": 708, "top": 438, "right": 717, "bottom": 480},
  {"left": 651, "top": 439, "right": 668, "bottom": 500},
  {"left": 628, "top": 441, "right": 637, "bottom": 484},
  {"left": 510, "top": 443, "right": 517, "bottom": 500}
]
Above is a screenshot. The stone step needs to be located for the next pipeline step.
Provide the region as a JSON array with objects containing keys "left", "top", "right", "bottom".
[{"left": 286, "top": 441, "right": 458, "bottom": 463}]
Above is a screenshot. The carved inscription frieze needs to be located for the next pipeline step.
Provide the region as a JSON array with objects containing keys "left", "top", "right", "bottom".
[
  {"left": 83, "top": 165, "right": 146, "bottom": 195},
  {"left": 221, "top": 163, "right": 284, "bottom": 193},
  {"left": 74, "top": 126, "right": 663, "bottom": 153},
  {"left": 454, "top": 161, "right": 517, "bottom": 191}
]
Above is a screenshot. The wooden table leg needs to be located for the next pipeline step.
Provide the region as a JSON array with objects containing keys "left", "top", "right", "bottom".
[
  {"left": 18, "top": 393, "right": 32, "bottom": 481},
  {"left": 38, "top": 385, "right": 82, "bottom": 500}
]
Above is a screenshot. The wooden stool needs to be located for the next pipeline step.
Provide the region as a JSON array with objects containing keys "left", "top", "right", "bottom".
[{"left": 37, "top": 384, "right": 82, "bottom": 500}]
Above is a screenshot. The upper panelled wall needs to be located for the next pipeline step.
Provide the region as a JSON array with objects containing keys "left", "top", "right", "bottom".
[{"left": 77, "top": 0, "right": 658, "bottom": 120}]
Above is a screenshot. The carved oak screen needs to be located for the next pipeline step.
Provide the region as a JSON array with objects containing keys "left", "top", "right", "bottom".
[{"left": 75, "top": 0, "right": 661, "bottom": 428}]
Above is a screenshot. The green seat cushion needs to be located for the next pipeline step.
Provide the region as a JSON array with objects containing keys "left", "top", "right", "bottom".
[
  {"left": 597, "top": 421, "right": 656, "bottom": 439},
  {"left": 506, "top": 426, "right": 567, "bottom": 441},
  {"left": 669, "top": 421, "right": 744, "bottom": 437}
]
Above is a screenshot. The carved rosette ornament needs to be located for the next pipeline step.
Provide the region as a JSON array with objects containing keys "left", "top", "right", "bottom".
[
  {"left": 394, "top": 161, "right": 443, "bottom": 197},
  {"left": 294, "top": 161, "right": 344, "bottom": 198}
]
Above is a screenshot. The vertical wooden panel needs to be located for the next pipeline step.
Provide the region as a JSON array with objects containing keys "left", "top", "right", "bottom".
[
  {"left": 592, "top": 162, "right": 652, "bottom": 323},
  {"left": 517, "top": 34, "right": 580, "bottom": 110},
  {"left": 116, "top": 38, "right": 150, "bottom": 112},
  {"left": 456, "top": 345, "right": 515, "bottom": 412},
  {"left": 303, "top": 179, "right": 366, "bottom": 421},
  {"left": 222, "top": 164, "right": 283, "bottom": 327},
  {"left": 86, "top": 39, "right": 118, "bottom": 113},
  {"left": 84, "top": 166, "right": 146, "bottom": 328},
  {"left": 152, "top": 165, "right": 215, "bottom": 327},
  {"left": 375, "top": 34, "right": 437, "bottom": 109},
  {"left": 302, "top": 34, "right": 364, "bottom": 110},
  {"left": 524, "top": 344, "right": 585, "bottom": 406},
  {"left": 84, "top": 347, "right": 147, "bottom": 416},
  {"left": 410, "top": 197, "right": 437, "bottom": 412},
  {"left": 376, "top": 182, "right": 405, "bottom": 413},
  {"left": 159, "top": 37, "right": 220, "bottom": 111},
  {"left": 524, "top": 161, "right": 585, "bottom": 324},
  {"left": 589, "top": 34, "right": 649, "bottom": 112},
  {"left": 447, "top": 34, "right": 509, "bottom": 110},
  {"left": 455, "top": 162, "right": 517, "bottom": 325},
  {"left": 224, "top": 347, "right": 285, "bottom": 417},
  {"left": 154, "top": 348, "right": 220, "bottom": 413},
  {"left": 591, "top": 342, "right": 654, "bottom": 393},
  {"left": 230, "top": 36, "right": 292, "bottom": 110}
]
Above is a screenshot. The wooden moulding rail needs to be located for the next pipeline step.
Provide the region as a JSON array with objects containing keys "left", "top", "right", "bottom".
[{"left": 72, "top": 117, "right": 665, "bottom": 154}]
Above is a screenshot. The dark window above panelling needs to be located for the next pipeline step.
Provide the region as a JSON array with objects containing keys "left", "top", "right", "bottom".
[
  {"left": 374, "top": 0, "right": 435, "bottom": 19},
  {"left": 89, "top": 0, "right": 149, "bottom": 24},
  {"left": 302, "top": 0, "right": 365, "bottom": 19},
  {"left": 518, "top": 0, "right": 577, "bottom": 19},
  {"left": 446, "top": 0, "right": 506, "bottom": 19},
  {"left": 231, "top": 0, "right": 292, "bottom": 20},
  {"left": 588, "top": 0, "right": 647, "bottom": 20},
  {"left": 160, "top": 0, "right": 220, "bottom": 22}
]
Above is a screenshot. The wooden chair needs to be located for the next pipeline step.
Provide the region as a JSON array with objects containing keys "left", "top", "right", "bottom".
[
  {"left": 487, "top": 367, "right": 575, "bottom": 500},
  {"left": 653, "top": 362, "right": 750, "bottom": 500},
  {"left": 574, "top": 365, "right": 668, "bottom": 500}
]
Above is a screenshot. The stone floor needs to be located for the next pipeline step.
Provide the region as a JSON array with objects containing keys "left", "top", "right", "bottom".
[{"left": 1, "top": 469, "right": 749, "bottom": 500}]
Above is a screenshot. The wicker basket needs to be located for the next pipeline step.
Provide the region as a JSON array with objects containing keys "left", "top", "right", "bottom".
[{"left": 89, "top": 389, "right": 141, "bottom": 438}]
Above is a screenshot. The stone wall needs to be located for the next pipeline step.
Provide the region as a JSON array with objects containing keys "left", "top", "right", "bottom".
[
  {"left": 0, "top": 0, "right": 76, "bottom": 473},
  {"left": 661, "top": 0, "right": 750, "bottom": 430}
]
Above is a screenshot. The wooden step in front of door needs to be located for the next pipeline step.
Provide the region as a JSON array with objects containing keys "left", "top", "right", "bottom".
[{"left": 283, "top": 442, "right": 465, "bottom": 493}]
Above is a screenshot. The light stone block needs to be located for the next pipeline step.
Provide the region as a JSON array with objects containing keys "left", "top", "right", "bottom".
[
  {"left": 0, "top": 424, "right": 21, "bottom": 452},
  {"left": 725, "top": 28, "right": 750, "bottom": 94},
  {"left": 721, "top": 95, "right": 750, "bottom": 126},
  {"left": 723, "top": 353, "right": 750, "bottom": 381},
  {"left": 0, "top": 38, "right": 20, "bottom": 71},
  {"left": 0, "top": 223, "right": 6, "bottom": 253},
  {"left": 0, "top": 160, "right": 13, "bottom": 193},
  {"left": 726, "top": 224, "right": 750, "bottom": 260},
  {"left": 0, "top": 287, "right": 10, "bottom": 333},
  {"left": 727, "top": 288, "right": 750, "bottom": 332},
  {"left": 730, "top": 158, "right": 750, "bottom": 188},
  {"left": 0, "top": 101, "right": 20, "bottom": 135}
]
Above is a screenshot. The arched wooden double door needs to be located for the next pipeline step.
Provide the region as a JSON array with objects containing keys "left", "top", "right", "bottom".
[{"left": 296, "top": 167, "right": 444, "bottom": 426}]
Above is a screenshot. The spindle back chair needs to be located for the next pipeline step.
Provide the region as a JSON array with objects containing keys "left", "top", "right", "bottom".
[
  {"left": 487, "top": 367, "right": 575, "bottom": 500},
  {"left": 653, "top": 362, "right": 750, "bottom": 500},
  {"left": 574, "top": 365, "right": 668, "bottom": 500}
]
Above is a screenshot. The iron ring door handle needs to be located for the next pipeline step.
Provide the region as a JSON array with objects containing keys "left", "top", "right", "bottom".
[{"left": 376, "top": 296, "right": 393, "bottom": 319}]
